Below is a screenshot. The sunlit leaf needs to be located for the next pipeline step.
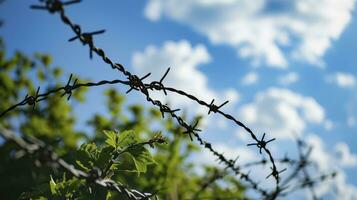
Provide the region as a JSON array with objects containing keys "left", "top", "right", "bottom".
[
  {"left": 125, "top": 145, "right": 154, "bottom": 175},
  {"left": 49, "top": 176, "right": 57, "bottom": 195}
]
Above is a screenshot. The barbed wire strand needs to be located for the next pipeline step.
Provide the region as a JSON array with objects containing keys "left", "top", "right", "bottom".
[
  {"left": 0, "top": 127, "right": 157, "bottom": 200},
  {"left": 0, "top": 0, "right": 338, "bottom": 199},
  {"left": 27, "top": 0, "right": 280, "bottom": 197},
  {"left": 191, "top": 137, "right": 337, "bottom": 200}
]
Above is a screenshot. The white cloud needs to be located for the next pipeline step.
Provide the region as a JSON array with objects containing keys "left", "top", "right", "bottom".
[
  {"left": 195, "top": 134, "right": 357, "bottom": 199},
  {"left": 306, "top": 135, "right": 331, "bottom": 170},
  {"left": 241, "top": 71, "right": 259, "bottom": 86},
  {"left": 334, "top": 142, "right": 357, "bottom": 167},
  {"left": 238, "top": 87, "right": 326, "bottom": 139},
  {"left": 197, "top": 143, "right": 257, "bottom": 167},
  {"left": 132, "top": 40, "right": 239, "bottom": 116},
  {"left": 332, "top": 172, "right": 357, "bottom": 200},
  {"left": 278, "top": 72, "right": 299, "bottom": 85},
  {"left": 324, "top": 119, "right": 334, "bottom": 131},
  {"left": 306, "top": 136, "right": 357, "bottom": 170},
  {"left": 326, "top": 72, "right": 357, "bottom": 88},
  {"left": 194, "top": 143, "right": 272, "bottom": 186},
  {"left": 305, "top": 135, "right": 357, "bottom": 199},
  {"left": 144, "top": 0, "right": 356, "bottom": 68}
]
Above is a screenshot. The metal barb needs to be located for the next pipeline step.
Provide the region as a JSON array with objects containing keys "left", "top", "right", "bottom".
[
  {"left": 126, "top": 73, "right": 150, "bottom": 94},
  {"left": 247, "top": 133, "right": 276, "bottom": 154},
  {"left": 208, "top": 99, "right": 229, "bottom": 114},
  {"left": 68, "top": 29, "right": 105, "bottom": 59},
  {"left": 61, "top": 74, "right": 78, "bottom": 100},
  {"left": 0, "top": 2, "right": 340, "bottom": 199}
]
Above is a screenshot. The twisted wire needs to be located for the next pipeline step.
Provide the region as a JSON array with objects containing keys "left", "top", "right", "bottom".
[
  {"left": 27, "top": 0, "right": 280, "bottom": 197},
  {"left": 0, "top": 127, "right": 156, "bottom": 200},
  {"left": 0, "top": 0, "right": 338, "bottom": 199}
]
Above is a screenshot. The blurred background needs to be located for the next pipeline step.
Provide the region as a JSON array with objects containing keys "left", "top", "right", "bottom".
[{"left": 1, "top": 0, "right": 356, "bottom": 199}]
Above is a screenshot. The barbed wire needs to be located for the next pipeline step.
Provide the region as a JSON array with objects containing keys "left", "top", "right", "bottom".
[
  {"left": 28, "top": 0, "right": 280, "bottom": 196},
  {"left": 275, "top": 137, "right": 337, "bottom": 200},
  {"left": 191, "top": 138, "right": 337, "bottom": 200},
  {"left": 0, "top": 71, "right": 267, "bottom": 196},
  {"left": 0, "top": 74, "right": 270, "bottom": 197},
  {"left": 0, "top": 74, "right": 132, "bottom": 117},
  {"left": 0, "top": 0, "right": 338, "bottom": 199},
  {"left": 0, "top": 127, "right": 157, "bottom": 200}
]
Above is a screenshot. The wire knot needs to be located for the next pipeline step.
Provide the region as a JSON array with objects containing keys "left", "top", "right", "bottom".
[
  {"left": 183, "top": 120, "right": 201, "bottom": 141},
  {"left": 68, "top": 29, "right": 105, "bottom": 59},
  {"left": 266, "top": 167, "right": 286, "bottom": 183},
  {"left": 25, "top": 87, "right": 46, "bottom": 109},
  {"left": 302, "top": 177, "right": 314, "bottom": 188},
  {"left": 208, "top": 99, "right": 229, "bottom": 115},
  {"left": 148, "top": 68, "right": 170, "bottom": 95},
  {"left": 247, "top": 133, "right": 276, "bottom": 154},
  {"left": 61, "top": 74, "right": 78, "bottom": 100},
  {"left": 31, "top": 0, "right": 80, "bottom": 13},
  {"left": 159, "top": 104, "right": 180, "bottom": 118},
  {"left": 126, "top": 73, "right": 150, "bottom": 94},
  {"left": 87, "top": 167, "right": 102, "bottom": 183},
  {"left": 37, "top": 146, "right": 57, "bottom": 164}
]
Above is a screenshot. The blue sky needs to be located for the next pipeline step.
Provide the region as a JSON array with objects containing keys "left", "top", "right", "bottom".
[{"left": 1, "top": 0, "right": 357, "bottom": 199}]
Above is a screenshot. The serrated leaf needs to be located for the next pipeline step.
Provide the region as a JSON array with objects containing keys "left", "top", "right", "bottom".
[
  {"left": 103, "top": 130, "right": 118, "bottom": 149},
  {"left": 125, "top": 145, "right": 154, "bottom": 175},
  {"left": 79, "top": 143, "right": 99, "bottom": 160},
  {"left": 118, "top": 130, "right": 139, "bottom": 147},
  {"left": 103, "top": 130, "right": 139, "bottom": 149}
]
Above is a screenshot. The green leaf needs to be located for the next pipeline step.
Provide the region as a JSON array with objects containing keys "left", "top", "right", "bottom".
[
  {"left": 79, "top": 143, "right": 99, "bottom": 160},
  {"left": 106, "top": 191, "right": 112, "bottom": 200},
  {"left": 103, "top": 130, "right": 118, "bottom": 149},
  {"left": 52, "top": 67, "right": 62, "bottom": 78},
  {"left": 37, "top": 69, "right": 45, "bottom": 81},
  {"left": 41, "top": 55, "right": 52, "bottom": 67},
  {"left": 75, "top": 160, "right": 90, "bottom": 172},
  {"left": 96, "top": 146, "right": 113, "bottom": 169},
  {"left": 125, "top": 145, "right": 154, "bottom": 175},
  {"left": 49, "top": 176, "right": 58, "bottom": 195},
  {"left": 103, "top": 130, "right": 138, "bottom": 149}
]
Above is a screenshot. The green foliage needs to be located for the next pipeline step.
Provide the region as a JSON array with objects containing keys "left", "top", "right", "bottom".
[{"left": 0, "top": 38, "right": 248, "bottom": 199}]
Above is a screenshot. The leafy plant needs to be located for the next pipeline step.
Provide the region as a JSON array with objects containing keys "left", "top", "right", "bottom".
[{"left": 0, "top": 38, "right": 247, "bottom": 199}]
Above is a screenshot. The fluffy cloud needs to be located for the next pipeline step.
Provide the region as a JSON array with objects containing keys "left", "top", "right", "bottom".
[
  {"left": 306, "top": 135, "right": 357, "bottom": 199},
  {"left": 238, "top": 88, "right": 326, "bottom": 139},
  {"left": 144, "top": 0, "right": 356, "bottom": 68},
  {"left": 278, "top": 72, "right": 299, "bottom": 86},
  {"left": 197, "top": 143, "right": 257, "bottom": 167},
  {"left": 241, "top": 71, "right": 259, "bottom": 86},
  {"left": 194, "top": 143, "right": 270, "bottom": 184},
  {"left": 132, "top": 40, "right": 239, "bottom": 115},
  {"left": 326, "top": 72, "right": 357, "bottom": 88},
  {"left": 334, "top": 142, "right": 357, "bottom": 167},
  {"left": 199, "top": 135, "right": 357, "bottom": 199}
]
